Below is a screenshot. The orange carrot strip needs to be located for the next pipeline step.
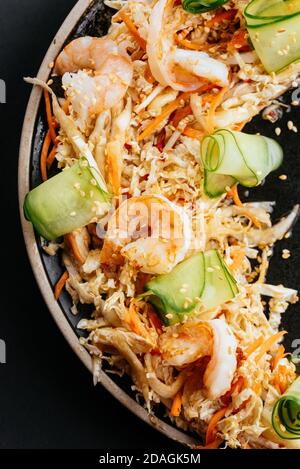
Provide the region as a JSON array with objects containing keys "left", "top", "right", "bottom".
[
  {"left": 194, "top": 438, "right": 223, "bottom": 449},
  {"left": 138, "top": 83, "right": 214, "bottom": 141},
  {"left": 175, "top": 34, "right": 210, "bottom": 51},
  {"left": 44, "top": 89, "right": 57, "bottom": 144},
  {"left": 54, "top": 270, "right": 69, "bottom": 300},
  {"left": 138, "top": 92, "right": 189, "bottom": 141},
  {"left": 227, "top": 28, "right": 250, "bottom": 52},
  {"left": 118, "top": 10, "right": 146, "bottom": 50},
  {"left": 170, "top": 389, "right": 183, "bottom": 417},
  {"left": 125, "top": 300, "right": 151, "bottom": 340},
  {"left": 144, "top": 65, "right": 156, "bottom": 84},
  {"left": 244, "top": 337, "right": 264, "bottom": 358},
  {"left": 40, "top": 130, "right": 51, "bottom": 182},
  {"left": 229, "top": 248, "right": 245, "bottom": 272},
  {"left": 46, "top": 145, "right": 57, "bottom": 170},
  {"left": 182, "top": 127, "right": 204, "bottom": 140},
  {"left": 65, "top": 233, "right": 85, "bottom": 265},
  {"left": 252, "top": 382, "right": 262, "bottom": 395},
  {"left": 206, "top": 407, "right": 228, "bottom": 445},
  {"left": 172, "top": 104, "right": 192, "bottom": 128},
  {"left": 227, "top": 184, "right": 261, "bottom": 229},
  {"left": 207, "top": 86, "right": 229, "bottom": 133},
  {"left": 272, "top": 344, "right": 286, "bottom": 371},
  {"left": 206, "top": 9, "right": 237, "bottom": 28},
  {"left": 234, "top": 120, "right": 248, "bottom": 132},
  {"left": 254, "top": 331, "right": 287, "bottom": 364}
]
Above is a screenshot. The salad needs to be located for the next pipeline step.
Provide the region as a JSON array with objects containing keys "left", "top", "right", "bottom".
[{"left": 24, "top": 0, "right": 300, "bottom": 449}]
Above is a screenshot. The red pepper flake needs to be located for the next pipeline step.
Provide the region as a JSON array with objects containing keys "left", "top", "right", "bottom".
[{"left": 156, "top": 128, "right": 166, "bottom": 153}]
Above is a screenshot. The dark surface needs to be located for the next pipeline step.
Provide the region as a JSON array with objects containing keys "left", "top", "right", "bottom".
[
  {"left": 0, "top": 0, "right": 178, "bottom": 449},
  {"left": 2, "top": 0, "right": 300, "bottom": 451}
]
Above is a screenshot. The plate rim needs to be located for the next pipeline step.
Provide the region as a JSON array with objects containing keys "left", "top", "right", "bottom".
[{"left": 18, "top": 0, "right": 197, "bottom": 447}]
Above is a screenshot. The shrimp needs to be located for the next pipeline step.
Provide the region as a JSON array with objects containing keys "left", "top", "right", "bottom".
[
  {"left": 159, "top": 318, "right": 237, "bottom": 400},
  {"left": 147, "top": 0, "right": 229, "bottom": 91},
  {"left": 54, "top": 37, "right": 133, "bottom": 132},
  {"left": 100, "top": 194, "right": 192, "bottom": 275}
]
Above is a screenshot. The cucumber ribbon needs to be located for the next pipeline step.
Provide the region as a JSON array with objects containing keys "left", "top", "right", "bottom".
[
  {"left": 201, "top": 129, "right": 283, "bottom": 198},
  {"left": 144, "top": 249, "right": 238, "bottom": 325},
  {"left": 272, "top": 376, "right": 300, "bottom": 439},
  {"left": 182, "top": 0, "right": 229, "bottom": 14},
  {"left": 245, "top": 0, "right": 300, "bottom": 73},
  {"left": 24, "top": 158, "right": 111, "bottom": 240}
]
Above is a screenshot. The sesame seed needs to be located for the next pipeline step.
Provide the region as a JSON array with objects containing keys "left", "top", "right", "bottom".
[
  {"left": 207, "top": 267, "right": 214, "bottom": 272},
  {"left": 279, "top": 174, "right": 287, "bottom": 180},
  {"left": 282, "top": 249, "right": 291, "bottom": 259},
  {"left": 166, "top": 313, "right": 173, "bottom": 319},
  {"left": 90, "top": 178, "right": 97, "bottom": 186},
  {"left": 292, "top": 100, "right": 299, "bottom": 106},
  {"left": 287, "top": 120, "right": 294, "bottom": 130},
  {"left": 70, "top": 211, "right": 76, "bottom": 217},
  {"left": 292, "top": 125, "right": 298, "bottom": 133},
  {"left": 275, "top": 127, "right": 281, "bottom": 136}
]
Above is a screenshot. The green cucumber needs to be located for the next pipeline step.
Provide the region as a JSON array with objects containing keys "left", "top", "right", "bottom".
[
  {"left": 201, "top": 129, "right": 283, "bottom": 198},
  {"left": 145, "top": 249, "right": 238, "bottom": 326},
  {"left": 24, "top": 158, "right": 111, "bottom": 240},
  {"left": 272, "top": 376, "right": 300, "bottom": 440},
  {"left": 182, "top": 0, "right": 229, "bottom": 14},
  {"left": 245, "top": 0, "right": 300, "bottom": 74}
]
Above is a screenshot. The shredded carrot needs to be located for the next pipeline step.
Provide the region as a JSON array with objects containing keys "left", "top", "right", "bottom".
[
  {"left": 65, "top": 233, "right": 85, "bottom": 265},
  {"left": 170, "top": 389, "right": 183, "bottom": 417},
  {"left": 43, "top": 89, "right": 57, "bottom": 144},
  {"left": 271, "top": 366, "right": 291, "bottom": 395},
  {"left": 227, "top": 28, "right": 250, "bottom": 53},
  {"left": 229, "top": 248, "right": 245, "bottom": 272},
  {"left": 138, "top": 92, "right": 188, "bottom": 141},
  {"left": 194, "top": 438, "right": 223, "bottom": 449},
  {"left": 221, "top": 376, "right": 244, "bottom": 405},
  {"left": 125, "top": 300, "right": 151, "bottom": 340},
  {"left": 182, "top": 126, "right": 204, "bottom": 140},
  {"left": 227, "top": 184, "right": 261, "bottom": 228},
  {"left": 206, "top": 9, "right": 237, "bottom": 28},
  {"left": 138, "top": 83, "right": 214, "bottom": 141},
  {"left": 252, "top": 382, "right": 262, "bottom": 395},
  {"left": 272, "top": 344, "right": 286, "bottom": 371},
  {"left": 46, "top": 145, "right": 57, "bottom": 170},
  {"left": 206, "top": 407, "right": 228, "bottom": 445},
  {"left": 207, "top": 86, "right": 229, "bottom": 134},
  {"left": 244, "top": 336, "right": 264, "bottom": 358},
  {"left": 172, "top": 104, "right": 192, "bottom": 128},
  {"left": 144, "top": 64, "right": 156, "bottom": 84},
  {"left": 40, "top": 130, "right": 51, "bottom": 182},
  {"left": 234, "top": 120, "right": 248, "bottom": 132},
  {"left": 117, "top": 10, "right": 146, "bottom": 50},
  {"left": 204, "top": 438, "right": 223, "bottom": 449},
  {"left": 62, "top": 99, "right": 70, "bottom": 115},
  {"left": 254, "top": 331, "right": 287, "bottom": 364},
  {"left": 175, "top": 34, "right": 209, "bottom": 51},
  {"left": 54, "top": 270, "right": 69, "bottom": 300}
]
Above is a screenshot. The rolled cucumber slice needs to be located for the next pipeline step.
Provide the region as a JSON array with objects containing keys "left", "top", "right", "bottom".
[
  {"left": 201, "top": 129, "right": 283, "bottom": 198},
  {"left": 24, "top": 158, "right": 111, "bottom": 240},
  {"left": 145, "top": 249, "right": 238, "bottom": 326},
  {"left": 272, "top": 376, "right": 300, "bottom": 440},
  {"left": 245, "top": 0, "right": 300, "bottom": 74}
]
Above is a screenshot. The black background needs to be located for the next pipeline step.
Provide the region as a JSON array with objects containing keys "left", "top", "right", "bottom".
[{"left": 0, "top": 0, "right": 178, "bottom": 449}]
